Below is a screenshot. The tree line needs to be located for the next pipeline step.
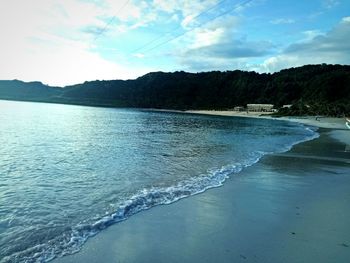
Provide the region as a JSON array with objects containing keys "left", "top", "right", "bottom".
[{"left": 0, "top": 64, "right": 349, "bottom": 116}]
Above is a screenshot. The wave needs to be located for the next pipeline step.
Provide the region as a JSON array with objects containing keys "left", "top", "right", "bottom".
[{"left": 2, "top": 126, "right": 319, "bottom": 263}]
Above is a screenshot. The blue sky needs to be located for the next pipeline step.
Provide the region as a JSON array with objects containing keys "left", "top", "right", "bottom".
[{"left": 0, "top": 0, "right": 349, "bottom": 86}]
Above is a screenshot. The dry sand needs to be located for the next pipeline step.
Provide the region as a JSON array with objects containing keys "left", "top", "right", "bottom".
[{"left": 186, "top": 110, "right": 348, "bottom": 129}]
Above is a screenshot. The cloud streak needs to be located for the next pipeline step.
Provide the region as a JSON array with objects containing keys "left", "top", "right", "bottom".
[{"left": 270, "top": 18, "right": 295, "bottom": 25}]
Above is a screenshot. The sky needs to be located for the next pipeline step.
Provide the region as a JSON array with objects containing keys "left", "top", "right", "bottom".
[{"left": 0, "top": 0, "right": 349, "bottom": 86}]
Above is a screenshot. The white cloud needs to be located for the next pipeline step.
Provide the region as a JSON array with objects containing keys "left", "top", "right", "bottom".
[
  {"left": 259, "top": 55, "right": 303, "bottom": 73},
  {"left": 133, "top": 53, "right": 145, "bottom": 58},
  {"left": 174, "top": 15, "right": 274, "bottom": 68},
  {"left": 189, "top": 27, "right": 225, "bottom": 49},
  {"left": 301, "top": 30, "right": 324, "bottom": 41},
  {"left": 152, "top": 0, "right": 219, "bottom": 28},
  {"left": 102, "top": 0, "right": 143, "bottom": 22},
  {"left": 309, "top": 0, "right": 340, "bottom": 19},
  {"left": 0, "top": 34, "right": 149, "bottom": 86},
  {"left": 181, "top": 15, "right": 239, "bottom": 48},
  {"left": 171, "top": 14, "right": 180, "bottom": 22},
  {"left": 270, "top": 18, "right": 295, "bottom": 25},
  {"left": 1, "top": 0, "right": 349, "bottom": 85},
  {"left": 0, "top": 0, "right": 153, "bottom": 86},
  {"left": 152, "top": 0, "right": 178, "bottom": 13},
  {"left": 1, "top": 0, "right": 153, "bottom": 43},
  {"left": 258, "top": 16, "right": 350, "bottom": 72},
  {"left": 323, "top": 0, "right": 339, "bottom": 9},
  {"left": 174, "top": 14, "right": 350, "bottom": 74},
  {"left": 153, "top": 0, "right": 217, "bottom": 16},
  {"left": 341, "top": 16, "right": 350, "bottom": 23},
  {"left": 181, "top": 14, "right": 196, "bottom": 28}
]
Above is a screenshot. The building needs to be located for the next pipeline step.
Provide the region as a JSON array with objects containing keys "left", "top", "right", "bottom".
[
  {"left": 282, "top": 104, "right": 292, "bottom": 109},
  {"left": 233, "top": 106, "right": 245, "bottom": 112},
  {"left": 247, "top": 104, "right": 274, "bottom": 112}
]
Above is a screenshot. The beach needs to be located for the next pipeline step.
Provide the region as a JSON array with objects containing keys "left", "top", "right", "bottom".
[
  {"left": 54, "top": 115, "right": 350, "bottom": 263},
  {"left": 185, "top": 110, "right": 348, "bottom": 130}
]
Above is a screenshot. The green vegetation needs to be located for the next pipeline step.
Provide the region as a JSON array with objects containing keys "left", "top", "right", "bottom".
[{"left": 0, "top": 64, "right": 349, "bottom": 116}]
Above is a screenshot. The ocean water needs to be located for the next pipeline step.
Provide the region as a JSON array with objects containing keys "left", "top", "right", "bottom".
[{"left": 0, "top": 100, "right": 318, "bottom": 263}]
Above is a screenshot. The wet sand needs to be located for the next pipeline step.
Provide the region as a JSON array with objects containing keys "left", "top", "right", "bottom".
[{"left": 54, "top": 129, "right": 350, "bottom": 263}]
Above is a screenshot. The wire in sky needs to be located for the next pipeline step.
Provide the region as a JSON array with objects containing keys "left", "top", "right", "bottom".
[
  {"left": 93, "top": 0, "right": 131, "bottom": 42},
  {"left": 138, "top": 0, "right": 254, "bottom": 55},
  {"left": 131, "top": 0, "right": 229, "bottom": 54}
]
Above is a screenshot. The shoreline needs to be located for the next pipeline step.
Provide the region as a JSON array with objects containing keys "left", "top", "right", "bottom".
[
  {"left": 54, "top": 119, "right": 350, "bottom": 262},
  {"left": 2, "top": 99, "right": 348, "bottom": 131},
  {"left": 184, "top": 110, "right": 349, "bottom": 130},
  {"left": 149, "top": 109, "right": 350, "bottom": 145},
  {"left": 148, "top": 109, "right": 350, "bottom": 145},
  {"left": 2, "top": 99, "right": 348, "bottom": 141},
  {"left": 146, "top": 108, "right": 349, "bottom": 130}
]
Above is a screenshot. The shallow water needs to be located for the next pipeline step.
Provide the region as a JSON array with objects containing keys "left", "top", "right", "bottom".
[{"left": 0, "top": 100, "right": 317, "bottom": 262}]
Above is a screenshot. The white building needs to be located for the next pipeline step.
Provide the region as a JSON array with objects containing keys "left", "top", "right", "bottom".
[{"left": 247, "top": 104, "right": 274, "bottom": 112}]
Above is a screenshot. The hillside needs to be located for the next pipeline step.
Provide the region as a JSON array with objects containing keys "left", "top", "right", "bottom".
[
  {"left": 0, "top": 80, "right": 61, "bottom": 101},
  {"left": 0, "top": 64, "right": 349, "bottom": 116}
]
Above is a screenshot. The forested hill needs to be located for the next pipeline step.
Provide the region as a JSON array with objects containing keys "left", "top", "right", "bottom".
[
  {"left": 0, "top": 64, "right": 349, "bottom": 116},
  {"left": 0, "top": 80, "right": 60, "bottom": 101}
]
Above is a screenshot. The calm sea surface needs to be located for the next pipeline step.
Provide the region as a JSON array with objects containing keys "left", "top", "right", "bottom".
[{"left": 0, "top": 100, "right": 317, "bottom": 262}]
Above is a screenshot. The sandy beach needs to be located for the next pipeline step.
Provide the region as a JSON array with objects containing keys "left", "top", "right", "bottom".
[
  {"left": 185, "top": 110, "right": 349, "bottom": 129},
  {"left": 53, "top": 113, "right": 350, "bottom": 263}
]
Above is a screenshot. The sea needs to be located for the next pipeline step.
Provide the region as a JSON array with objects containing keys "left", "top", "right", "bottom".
[{"left": 0, "top": 100, "right": 318, "bottom": 263}]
